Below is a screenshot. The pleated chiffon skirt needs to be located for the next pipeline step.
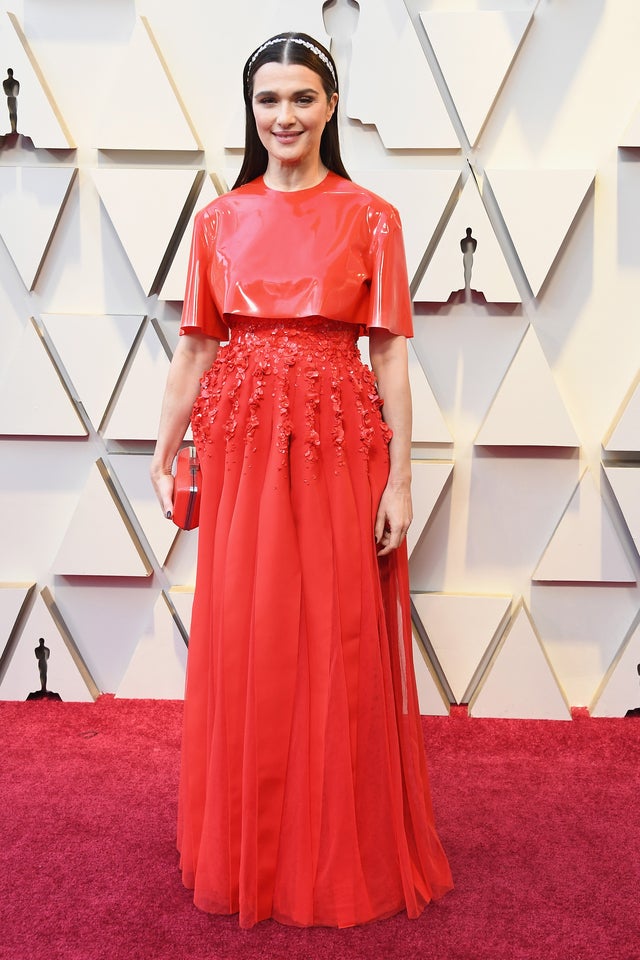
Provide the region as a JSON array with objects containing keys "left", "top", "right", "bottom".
[{"left": 178, "top": 318, "right": 453, "bottom": 928}]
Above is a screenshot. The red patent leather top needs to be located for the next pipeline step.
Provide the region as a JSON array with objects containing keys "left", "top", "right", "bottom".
[{"left": 179, "top": 171, "right": 413, "bottom": 341}]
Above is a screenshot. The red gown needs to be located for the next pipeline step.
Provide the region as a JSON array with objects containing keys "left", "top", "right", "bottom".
[{"left": 177, "top": 172, "right": 453, "bottom": 928}]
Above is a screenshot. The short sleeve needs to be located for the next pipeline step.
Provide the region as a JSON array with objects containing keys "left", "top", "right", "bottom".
[
  {"left": 366, "top": 205, "right": 414, "bottom": 338},
  {"left": 179, "top": 210, "right": 229, "bottom": 342}
]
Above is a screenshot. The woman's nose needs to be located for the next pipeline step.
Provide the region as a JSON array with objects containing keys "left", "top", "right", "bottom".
[{"left": 277, "top": 100, "right": 295, "bottom": 126}]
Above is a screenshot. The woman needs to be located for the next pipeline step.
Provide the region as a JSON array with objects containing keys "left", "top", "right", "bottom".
[{"left": 151, "top": 32, "right": 452, "bottom": 928}]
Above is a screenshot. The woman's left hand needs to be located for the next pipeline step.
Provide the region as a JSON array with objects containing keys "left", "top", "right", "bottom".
[{"left": 375, "top": 480, "right": 412, "bottom": 556}]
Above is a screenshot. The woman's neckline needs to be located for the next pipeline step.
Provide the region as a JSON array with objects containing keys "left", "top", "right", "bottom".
[{"left": 259, "top": 170, "right": 335, "bottom": 196}]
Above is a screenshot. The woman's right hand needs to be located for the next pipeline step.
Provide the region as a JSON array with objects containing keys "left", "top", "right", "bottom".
[
  {"left": 150, "top": 460, "right": 176, "bottom": 519},
  {"left": 151, "top": 330, "right": 220, "bottom": 519}
]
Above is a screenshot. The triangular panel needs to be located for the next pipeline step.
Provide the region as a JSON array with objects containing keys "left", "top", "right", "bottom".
[
  {"left": 91, "top": 168, "right": 201, "bottom": 295},
  {"left": 0, "top": 166, "right": 76, "bottom": 289},
  {"left": 42, "top": 314, "right": 142, "bottom": 429},
  {"left": 102, "top": 321, "right": 171, "bottom": 441},
  {"left": 0, "top": 317, "right": 87, "bottom": 436},
  {"left": 469, "top": 602, "right": 570, "bottom": 719},
  {"left": 411, "top": 311, "right": 529, "bottom": 445},
  {"left": 532, "top": 584, "right": 639, "bottom": 710},
  {"left": 533, "top": 470, "right": 636, "bottom": 583},
  {"left": 348, "top": 0, "right": 458, "bottom": 149},
  {"left": 591, "top": 620, "right": 640, "bottom": 717},
  {"left": 94, "top": 17, "right": 200, "bottom": 150},
  {"left": 416, "top": 176, "right": 520, "bottom": 303},
  {"left": 604, "top": 466, "right": 640, "bottom": 559},
  {"left": 420, "top": 9, "right": 533, "bottom": 146},
  {"left": 604, "top": 373, "right": 640, "bottom": 455},
  {"left": 0, "top": 590, "right": 97, "bottom": 702},
  {"left": 408, "top": 341, "right": 453, "bottom": 445},
  {"left": 54, "top": 460, "right": 152, "bottom": 577},
  {"left": 350, "top": 169, "right": 460, "bottom": 282},
  {"left": 475, "top": 326, "right": 580, "bottom": 447},
  {"left": 486, "top": 169, "right": 595, "bottom": 296},
  {"left": 412, "top": 592, "right": 511, "bottom": 703},
  {"left": 158, "top": 175, "right": 222, "bottom": 301},
  {"left": 0, "top": 13, "right": 72, "bottom": 147},
  {"left": 116, "top": 592, "right": 187, "bottom": 699},
  {"left": 408, "top": 462, "right": 453, "bottom": 559},
  {"left": 110, "top": 453, "right": 178, "bottom": 566}
]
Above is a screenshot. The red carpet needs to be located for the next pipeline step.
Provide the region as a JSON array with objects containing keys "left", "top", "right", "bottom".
[{"left": 1, "top": 696, "right": 638, "bottom": 960}]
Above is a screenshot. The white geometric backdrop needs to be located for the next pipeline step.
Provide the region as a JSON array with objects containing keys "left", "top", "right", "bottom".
[{"left": 0, "top": 0, "right": 639, "bottom": 717}]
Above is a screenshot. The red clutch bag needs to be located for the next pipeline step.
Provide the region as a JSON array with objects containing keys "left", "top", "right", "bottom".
[{"left": 172, "top": 446, "right": 201, "bottom": 530}]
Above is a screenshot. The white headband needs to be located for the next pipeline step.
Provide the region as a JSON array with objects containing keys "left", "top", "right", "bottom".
[{"left": 246, "top": 36, "right": 337, "bottom": 86}]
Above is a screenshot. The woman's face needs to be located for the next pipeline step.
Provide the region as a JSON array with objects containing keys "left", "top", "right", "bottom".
[{"left": 251, "top": 61, "right": 338, "bottom": 170}]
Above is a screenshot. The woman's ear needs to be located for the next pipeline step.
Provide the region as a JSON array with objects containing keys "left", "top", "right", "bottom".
[{"left": 327, "top": 91, "right": 339, "bottom": 121}]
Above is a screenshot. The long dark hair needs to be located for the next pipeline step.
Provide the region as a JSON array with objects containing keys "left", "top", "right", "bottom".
[{"left": 232, "top": 32, "right": 350, "bottom": 189}]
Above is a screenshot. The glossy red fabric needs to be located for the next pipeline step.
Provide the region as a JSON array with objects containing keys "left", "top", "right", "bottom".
[{"left": 180, "top": 172, "right": 414, "bottom": 342}]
